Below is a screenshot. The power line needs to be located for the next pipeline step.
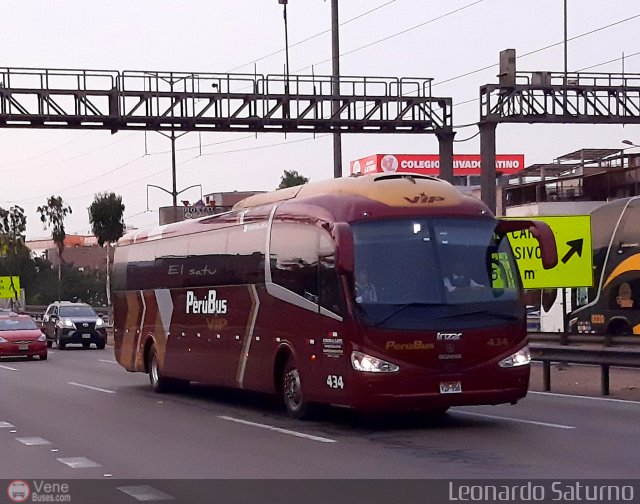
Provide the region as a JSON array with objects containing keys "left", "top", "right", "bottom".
[
  {"left": 434, "top": 13, "right": 640, "bottom": 88},
  {"left": 0, "top": 131, "right": 93, "bottom": 170},
  {"left": 196, "top": 134, "right": 331, "bottom": 157},
  {"left": 7, "top": 8, "right": 640, "bottom": 210},
  {"left": 5, "top": 155, "right": 146, "bottom": 205},
  {"left": 296, "top": 0, "right": 486, "bottom": 73},
  {"left": 146, "top": 133, "right": 257, "bottom": 156},
  {"left": 576, "top": 50, "right": 640, "bottom": 72},
  {"left": 225, "top": 0, "right": 400, "bottom": 73},
  {"left": 0, "top": 132, "right": 136, "bottom": 173}
]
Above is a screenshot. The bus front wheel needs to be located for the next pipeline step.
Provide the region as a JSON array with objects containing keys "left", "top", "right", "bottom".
[{"left": 282, "top": 355, "right": 310, "bottom": 419}]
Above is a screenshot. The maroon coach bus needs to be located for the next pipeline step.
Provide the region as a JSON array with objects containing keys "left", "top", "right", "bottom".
[{"left": 113, "top": 173, "right": 557, "bottom": 418}]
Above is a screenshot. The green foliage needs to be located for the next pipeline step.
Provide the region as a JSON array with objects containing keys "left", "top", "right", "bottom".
[
  {"left": 277, "top": 170, "right": 309, "bottom": 189},
  {"left": 0, "top": 252, "right": 107, "bottom": 306},
  {"left": 88, "top": 192, "right": 125, "bottom": 247},
  {"left": 37, "top": 196, "right": 72, "bottom": 261}
]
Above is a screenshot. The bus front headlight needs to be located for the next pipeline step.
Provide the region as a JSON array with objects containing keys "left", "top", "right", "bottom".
[
  {"left": 498, "top": 345, "right": 531, "bottom": 368},
  {"left": 351, "top": 351, "right": 399, "bottom": 373}
]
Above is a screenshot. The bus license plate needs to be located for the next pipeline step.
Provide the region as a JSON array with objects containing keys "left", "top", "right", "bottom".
[{"left": 439, "top": 381, "right": 462, "bottom": 394}]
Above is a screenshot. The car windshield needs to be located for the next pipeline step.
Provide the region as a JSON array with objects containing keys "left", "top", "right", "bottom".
[
  {"left": 351, "top": 217, "right": 522, "bottom": 329},
  {"left": 0, "top": 318, "right": 38, "bottom": 330},
  {"left": 59, "top": 306, "right": 97, "bottom": 318}
]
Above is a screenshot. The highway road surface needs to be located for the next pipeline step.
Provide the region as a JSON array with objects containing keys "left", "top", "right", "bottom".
[{"left": 1, "top": 347, "right": 638, "bottom": 502}]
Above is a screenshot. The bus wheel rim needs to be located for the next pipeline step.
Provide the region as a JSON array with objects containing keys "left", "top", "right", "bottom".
[
  {"left": 151, "top": 355, "right": 159, "bottom": 385},
  {"left": 284, "top": 368, "right": 302, "bottom": 409}
]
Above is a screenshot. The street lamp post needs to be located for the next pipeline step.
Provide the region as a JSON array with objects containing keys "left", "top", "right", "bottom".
[
  {"left": 331, "top": 0, "right": 342, "bottom": 179},
  {"left": 278, "top": 0, "right": 290, "bottom": 95},
  {"left": 146, "top": 184, "right": 203, "bottom": 211}
]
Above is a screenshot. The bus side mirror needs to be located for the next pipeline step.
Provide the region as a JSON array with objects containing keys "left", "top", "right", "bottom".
[
  {"left": 333, "top": 222, "right": 354, "bottom": 274},
  {"left": 496, "top": 219, "right": 558, "bottom": 270}
]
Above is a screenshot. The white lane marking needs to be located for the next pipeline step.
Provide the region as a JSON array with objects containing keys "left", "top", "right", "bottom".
[
  {"left": 16, "top": 437, "right": 51, "bottom": 446},
  {"left": 0, "top": 421, "right": 15, "bottom": 428},
  {"left": 68, "top": 382, "right": 116, "bottom": 394},
  {"left": 99, "top": 359, "right": 117, "bottom": 364},
  {"left": 117, "top": 485, "right": 174, "bottom": 501},
  {"left": 453, "top": 410, "right": 576, "bottom": 430},
  {"left": 57, "top": 457, "right": 102, "bottom": 468},
  {"left": 530, "top": 391, "right": 640, "bottom": 405},
  {"left": 0, "top": 365, "right": 18, "bottom": 371},
  {"left": 218, "top": 415, "right": 337, "bottom": 443}
]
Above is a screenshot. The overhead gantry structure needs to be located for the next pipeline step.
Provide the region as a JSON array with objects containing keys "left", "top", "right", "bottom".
[
  {"left": 479, "top": 49, "right": 640, "bottom": 214},
  {"left": 0, "top": 67, "right": 455, "bottom": 181}
]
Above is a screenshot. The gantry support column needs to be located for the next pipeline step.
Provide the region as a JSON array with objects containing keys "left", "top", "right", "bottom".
[
  {"left": 436, "top": 130, "right": 456, "bottom": 183},
  {"left": 480, "top": 121, "right": 497, "bottom": 215}
]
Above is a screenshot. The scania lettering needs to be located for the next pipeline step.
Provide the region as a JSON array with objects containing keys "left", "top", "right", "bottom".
[{"left": 113, "top": 173, "right": 557, "bottom": 419}]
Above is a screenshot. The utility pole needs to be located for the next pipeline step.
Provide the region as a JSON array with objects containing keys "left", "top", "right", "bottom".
[
  {"left": 171, "top": 130, "right": 177, "bottom": 207},
  {"left": 331, "top": 0, "right": 342, "bottom": 178}
]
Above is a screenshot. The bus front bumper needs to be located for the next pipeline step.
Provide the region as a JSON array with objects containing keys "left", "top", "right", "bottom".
[{"left": 346, "top": 366, "right": 530, "bottom": 412}]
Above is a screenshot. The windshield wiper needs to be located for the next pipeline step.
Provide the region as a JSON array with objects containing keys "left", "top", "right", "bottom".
[
  {"left": 373, "top": 302, "right": 444, "bottom": 327},
  {"left": 438, "top": 309, "right": 519, "bottom": 321}
]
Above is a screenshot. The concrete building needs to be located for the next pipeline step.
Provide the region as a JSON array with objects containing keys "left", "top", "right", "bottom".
[
  {"left": 158, "top": 190, "right": 265, "bottom": 225},
  {"left": 26, "top": 235, "right": 110, "bottom": 271}
]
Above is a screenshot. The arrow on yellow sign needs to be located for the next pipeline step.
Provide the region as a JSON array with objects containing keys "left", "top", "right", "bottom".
[{"left": 561, "top": 238, "right": 584, "bottom": 264}]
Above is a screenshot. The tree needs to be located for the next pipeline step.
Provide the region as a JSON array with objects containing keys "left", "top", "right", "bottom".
[
  {"left": 277, "top": 170, "right": 309, "bottom": 189},
  {"left": 37, "top": 196, "right": 72, "bottom": 301},
  {"left": 88, "top": 192, "right": 125, "bottom": 318},
  {"left": 0, "top": 205, "right": 27, "bottom": 307}
]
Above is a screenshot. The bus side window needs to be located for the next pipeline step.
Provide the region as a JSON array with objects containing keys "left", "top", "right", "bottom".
[
  {"left": 318, "top": 236, "right": 344, "bottom": 315},
  {"left": 616, "top": 200, "right": 640, "bottom": 254},
  {"left": 270, "top": 223, "right": 343, "bottom": 315}
]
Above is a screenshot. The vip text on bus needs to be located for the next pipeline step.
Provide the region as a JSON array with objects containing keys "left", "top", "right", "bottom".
[{"left": 112, "top": 174, "right": 557, "bottom": 418}]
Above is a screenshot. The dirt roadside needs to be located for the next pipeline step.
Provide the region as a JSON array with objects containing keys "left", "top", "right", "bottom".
[{"left": 529, "top": 361, "right": 640, "bottom": 401}]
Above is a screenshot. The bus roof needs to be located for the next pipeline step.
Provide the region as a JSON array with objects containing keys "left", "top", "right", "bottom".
[
  {"left": 119, "top": 174, "right": 489, "bottom": 246},
  {"left": 233, "top": 173, "right": 471, "bottom": 210}
]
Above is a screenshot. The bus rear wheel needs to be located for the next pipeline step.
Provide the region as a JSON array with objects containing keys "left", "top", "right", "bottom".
[
  {"left": 148, "top": 344, "right": 172, "bottom": 393},
  {"left": 282, "top": 355, "right": 310, "bottom": 419},
  {"left": 148, "top": 344, "right": 189, "bottom": 393}
]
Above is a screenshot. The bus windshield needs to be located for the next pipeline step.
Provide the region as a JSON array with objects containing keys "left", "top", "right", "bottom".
[{"left": 351, "top": 217, "right": 522, "bottom": 329}]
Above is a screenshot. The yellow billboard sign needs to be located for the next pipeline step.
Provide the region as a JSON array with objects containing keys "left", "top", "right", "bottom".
[
  {"left": 0, "top": 276, "right": 21, "bottom": 299},
  {"left": 505, "top": 215, "right": 593, "bottom": 289}
]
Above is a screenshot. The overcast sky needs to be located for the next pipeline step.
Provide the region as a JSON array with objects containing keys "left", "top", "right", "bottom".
[{"left": 1, "top": 0, "right": 639, "bottom": 239}]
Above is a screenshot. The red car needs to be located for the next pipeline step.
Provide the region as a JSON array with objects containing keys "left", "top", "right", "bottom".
[{"left": 0, "top": 312, "right": 48, "bottom": 360}]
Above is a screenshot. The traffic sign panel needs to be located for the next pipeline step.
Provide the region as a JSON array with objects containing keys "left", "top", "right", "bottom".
[
  {"left": 0, "top": 276, "right": 20, "bottom": 299},
  {"left": 504, "top": 215, "right": 593, "bottom": 288}
]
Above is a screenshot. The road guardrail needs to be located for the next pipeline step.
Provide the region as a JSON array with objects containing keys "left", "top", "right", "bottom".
[
  {"left": 528, "top": 331, "right": 639, "bottom": 347},
  {"left": 529, "top": 343, "right": 640, "bottom": 395}
]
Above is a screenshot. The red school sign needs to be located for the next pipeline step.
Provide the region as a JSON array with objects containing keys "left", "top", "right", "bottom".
[{"left": 349, "top": 154, "right": 525, "bottom": 177}]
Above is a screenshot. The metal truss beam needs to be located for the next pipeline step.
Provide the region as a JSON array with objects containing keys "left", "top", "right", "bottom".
[
  {"left": 479, "top": 70, "right": 640, "bottom": 213},
  {"left": 0, "top": 67, "right": 452, "bottom": 135},
  {"left": 481, "top": 74, "right": 640, "bottom": 124}
]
